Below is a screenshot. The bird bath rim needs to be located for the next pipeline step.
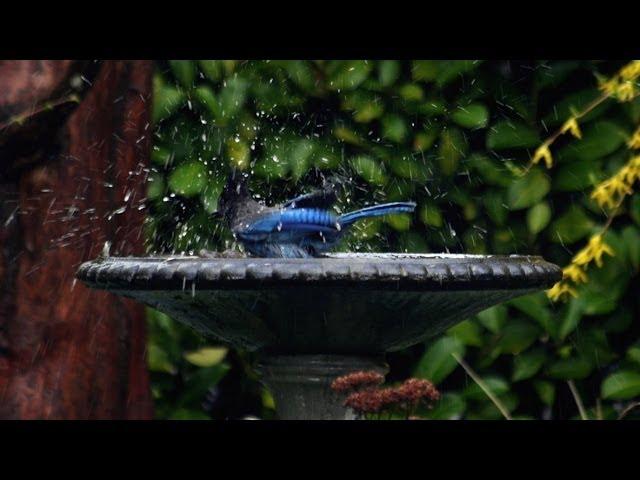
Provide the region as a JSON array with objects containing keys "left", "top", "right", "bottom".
[{"left": 76, "top": 253, "right": 561, "bottom": 293}]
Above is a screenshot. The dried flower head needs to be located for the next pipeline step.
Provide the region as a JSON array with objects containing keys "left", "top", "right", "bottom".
[
  {"left": 395, "top": 378, "right": 441, "bottom": 405},
  {"left": 344, "top": 389, "right": 387, "bottom": 414},
  {"left": 331, "top": 370, "right": 385, "bottom": 393}
]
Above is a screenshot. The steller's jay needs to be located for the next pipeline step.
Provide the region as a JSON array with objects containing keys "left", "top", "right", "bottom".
[{"left": 213, "top": 170, "right": 416, "bottom": 258}]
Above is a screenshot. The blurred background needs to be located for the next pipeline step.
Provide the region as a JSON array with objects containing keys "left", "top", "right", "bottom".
[{"left": 145, "top": 60, "right": 639, "bottom": 420}]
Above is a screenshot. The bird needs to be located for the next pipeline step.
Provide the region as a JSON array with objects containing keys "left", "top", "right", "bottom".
[{"left": 213, "top": 169, "right": 416, "bottom": 258}]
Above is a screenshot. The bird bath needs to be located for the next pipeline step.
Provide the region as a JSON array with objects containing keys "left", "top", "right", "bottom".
[{"left": 76, "top": 253, "right": 561, "bottom": 420}]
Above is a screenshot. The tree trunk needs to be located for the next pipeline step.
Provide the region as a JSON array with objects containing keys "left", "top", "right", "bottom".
[{"left": 0, "top": 60, "right": 154, "bottom": 419}]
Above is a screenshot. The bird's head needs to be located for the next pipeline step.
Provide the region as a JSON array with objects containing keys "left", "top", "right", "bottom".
[{"left": 212, "top": 168, "right": 251, "bottom": 224}]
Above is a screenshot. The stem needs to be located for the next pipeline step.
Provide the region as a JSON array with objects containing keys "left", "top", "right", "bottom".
[
  {"left": 618, "top": 401, "right": 640, "bottom": 420},
  {"left": 567, "top": 380, "right": 588, "bottom": 420},
  {"left": 452, "top": 352, "right": 512, "bottom": 420}
]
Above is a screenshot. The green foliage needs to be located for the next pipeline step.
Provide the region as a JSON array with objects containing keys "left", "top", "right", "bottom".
[{"left": 148, "top": 60, "right": 640, "bottom": 419}]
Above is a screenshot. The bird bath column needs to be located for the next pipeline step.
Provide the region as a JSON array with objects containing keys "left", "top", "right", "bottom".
[
  {"left": 257, "top": 354, "right": 388, "bottom": 420},
  {"left": 75, "top": 254, "right": 561, "bottom": 420}
]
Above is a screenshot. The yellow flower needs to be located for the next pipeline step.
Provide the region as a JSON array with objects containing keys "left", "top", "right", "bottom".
[
  {"left": 590, "top": 181, "right": 618, "bottom": 209},
  {"left": 562, "top": 264, "right": 588, "bottom": 284},
  {"left": 628, "top": 127, "right": 640, "bottom": 149},
  {"left": 547, "top": 282, "right": 578, "bottom": 302},
  {"left": 573, "top": 234, "right": 615, "bottom": 268},
  {"left": 599, "top": 77, "right": 619, "bottom": 96},
  {"left": 620, "top": 60, "right": 640, "bottom": 82},
  {"left": 560, "top": 117, "right": 582, "bottom": 139},
  {"left": 532, "top": 143, "right": 553, "bottom": 169},
  {"left": 616, "top": 81, "right": 637, "bottom": 102},
  {"left": 588, "top": 234, "right": 615, "bottom": 267}
]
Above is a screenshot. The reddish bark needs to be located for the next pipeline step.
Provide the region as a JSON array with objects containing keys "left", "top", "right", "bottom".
[{"left": 0, "top": 60, "right": 154, "bottom": 419}]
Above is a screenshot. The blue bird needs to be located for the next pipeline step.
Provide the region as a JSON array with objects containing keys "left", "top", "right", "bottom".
[{"left": 214, "top": 170, "right": 416, "bottom": 258}]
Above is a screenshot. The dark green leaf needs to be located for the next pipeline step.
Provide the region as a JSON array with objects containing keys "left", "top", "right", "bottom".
[
  {"left": 512, "top": 348, "right": 546, "bottom": 382},
  {"left": 507, "top": 169, "right": 550, "bottom": 210},
  {"left": 487, "top": 121, "right": 539, "bottom": 150},
  {"left": 527, "top": 201, "right": 552, "bottom": 235},
  {"left": 414, "top": 337, "right": 465, "bottom": 384},
  {"left": 601, "top": 371, "right": 640, "bottom": 400},
  {"left": 451, "top": 103, "right": 489, "bottom": 129}
]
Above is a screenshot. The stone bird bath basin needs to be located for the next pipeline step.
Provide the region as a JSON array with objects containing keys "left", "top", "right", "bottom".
[{"left": 76, "top": 253, "right": 561, "bottom": 419}]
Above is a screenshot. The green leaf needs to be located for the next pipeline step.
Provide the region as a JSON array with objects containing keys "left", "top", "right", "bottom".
[
  {"left": 486, "top": 121, "right": 539, "bottom": 150},
  {"left": 476, "top": 304, "right": 507, "bottom": 333},
  {"left": 508, "top": 293, "right": 554, "bottom": 333},
  {"left": 147, "top": 343, "right": 176, "bottom": 374},
  {"left": 226, "top": 139, "right": 251, "bottom": 169},
  {"left": 627, "top": 343, "right": 640, "bottom": 365},
  {"left": 411, "top": 60, "right": 439, "bottom": 82},
  {"left": 282, "top": 60, "right": 316, "bottom": 93},
  {"left": 198, "top": 60, "right": 223, "bottom": 82},
  {"left": 424, "top": 393, "right": 466, "bottom": 420},
  {"left": 447, "top": 320, "right": 483, "bottom": 347},
  {"left": 378, "top": 60, "right": 401, "bottom": 87},
  {"left": 326, "top": 60, "right": 373, "bottom": 91},
  {"left": 527, "top": 201, "right": 552, "bottom": 235},
  {"left": 558, "top": 120, "right": 627, "bottom": 163},
  {"left": 548, "top": 205, "right": 595, "bottom": 244},
  {"left": 153, "top": 83, "right": 186, "bottom": 124},
  {"left": 385, "top": 213, "right": 412, "bottom": 232},
  {"left": 463, "top": 375, "right": 509, "bottom": 401},
  {"left": 507, "top": 169, "right": 550, "bottom": 210},
  {"left": 601, "top": 371, "right": 640, "bottom": 400},
  {"left": 435, "top": 60, "right": 482, "bottom": 87},
  {"left": 542, "top": 88, "right": 610, "bottom": 127},
  {"left": 534, "top": 61, "right": 582, "bottom": 91},
  {"left": 467, "top": 154, "right": 513, "bottom": 187},
  {"left": 574, "top": 247, "right": 630, "bottom": 315},
  {"left": 218, "top": 76, "right": 248, "bottom": 121},
  {"left": 399, "top": 83, "right": 424, "bottom": 102},
  {"left": 168, "top": 162, "right": 208, "bottom": 197},
  {"left": 552, "top": 158, "right": 604, "bottom": 192},
  {"left": 414, "top": 336, "right": 465, "bottom": 384},
  {"left": 496, "top": 319, "right": 540, "bottom": 354},
  {"left": 382, "top": 114, "right": 408, "bottom": 143},
  {"left": 168, "top": 408, "right": 211, "bottom": 420},
  {"left": 389, "top": 156, "right": 429, "bottom": 182},
  {"left": 438, "top": 128, "right": 467, "bottom": 176},
  {"left": 482, "top": 190, "right": 508, "bottom": 225},
  {"left": 350, "top": 155, "right": 387, "bottom": 186},
  {"left": 548, "top": 355, "right": 593, "bottom": 380},
  {"left": 558, "top": 297, "right": 584, "bottom": 340},
  {"left": 512, "top": 348, "right": 546, "bottom": 382},
  {"left": 631, "top": 194, "right": 640, "bottom": 226},
  {"left": 183, "top": 347, "right": 228, "bottom": 367},
  {"left": 451, "top": 103, "right": 489, "bottom": 129},
  {"left": 147, "top": 173, "right": 165, "bottom": 200},
  {"left": 193, "top": 86, "right": 221, "bottom": 119},
  {"left": 621, "top": 225, "right": 640, "bottom": 270},
  {"left": 533, "top": 380, "right": 556, "bottom": 406},
  {"left": 419, "top": 204, "right": 444, "bottom": 228},
  {"left": 169, "top": 60, "right": 197, "bottom": 89}
]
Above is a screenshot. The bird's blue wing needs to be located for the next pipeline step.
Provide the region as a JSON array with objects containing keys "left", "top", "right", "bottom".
[{"left": 237, "top": 208, "right": 339, "bottom": 238}]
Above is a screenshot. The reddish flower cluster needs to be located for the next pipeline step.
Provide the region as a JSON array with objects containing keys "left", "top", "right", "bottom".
[
  {"left": 333, "top": 372, "right": 441, "bottom": 418},
  {"left": 344, "top": 389, "right": 391, "bottom": 414},
  {"left": 395, "top": 378, "right": 440, "bottom": 404},
  {"left": 330, "top": 370, "right": 385, "bottom": 393}
]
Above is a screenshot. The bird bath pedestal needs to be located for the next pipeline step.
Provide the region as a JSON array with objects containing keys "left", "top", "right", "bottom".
[{"left": 76, "top": 253, "right": 560, "bottom": 420}]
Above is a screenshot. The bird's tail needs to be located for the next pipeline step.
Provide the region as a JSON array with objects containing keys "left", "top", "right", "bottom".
[{"left": 338, "top": 202, "right": 416, "bottom": 226}]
